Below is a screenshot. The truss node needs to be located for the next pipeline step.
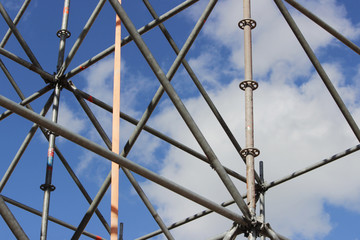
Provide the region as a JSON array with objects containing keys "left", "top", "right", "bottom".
[
  {"left": 239, "top": 80, "right": 258, "bottom": 91},
  {"left": 238, "top": 18, "right": 257, "bottom": 30}
]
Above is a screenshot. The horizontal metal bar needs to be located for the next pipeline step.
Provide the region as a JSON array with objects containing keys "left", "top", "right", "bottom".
[{"left": 0, "top": 94, "right": 248, "bottom": 226}]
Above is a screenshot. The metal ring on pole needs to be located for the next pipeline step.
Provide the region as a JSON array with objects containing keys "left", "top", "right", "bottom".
[
  {"left": 40, "top": 184, "right": 56, "bottom": 192},
  {"left": 238, "top": 18, "right": 257, "bottom": 30},
  {"left": 240, "top": 148, "right": 260, "bottom": 158},
  {"left": 239, "top": 80, "right": 258, "bottom": 91},
  {"left": 56, "top": 29, "right": 71, "bottom": 39}
]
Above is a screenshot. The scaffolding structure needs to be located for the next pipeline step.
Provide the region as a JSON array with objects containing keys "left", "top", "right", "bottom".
[{"left": 0, "top": 0, "right": 359, "bottom": 239}]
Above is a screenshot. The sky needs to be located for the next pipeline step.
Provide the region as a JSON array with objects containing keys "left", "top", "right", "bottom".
[{"left": 0, "top": 0, "right": 360, "bottom": 239}]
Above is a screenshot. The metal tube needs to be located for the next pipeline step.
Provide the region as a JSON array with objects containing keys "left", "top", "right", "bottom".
[
  {"left": 142, "top": 0, "right": 261, "bottom": 184},
  {"left": 57, "top": 0, "right": 106, "bottom": 77},
  {"left": 1, "top": 195, "right": 105, "bottom": 239},
  {"left": 56, "top": 0, "right": 71, "bottom": 72},
  {"left": 0, "top": 47, "right": 54, "bottom": 82},
  {"left": 0, "top": 0, "right": 31, "bottom": 47},
  {"left": 64, "top": 0, "right": 199, "bottom": 80},
  {"left": 266, "top": 144, "right": 360, "bottom": 189},
  {"left": 284, "top": 0, "right": 360, "bottom": 55},
  {"left": 0, "top": 84, "right": 53, "bottom": 121},
  {"left": 259, "top": 161, "right": 265, "bottom": 240},
  {"left": 40, "top": 83, "right": 61, "bottom": 240},
  {"left": 108, "top": 0, "right": 252, "bottom": 220},
  {"left": 241, "top": 1, "right": 257, "bottom": 236},
  {"left": 0, "top": 94, "right": 248, "bottom": 226},
  {"left": 274, "top": 0, "right": 360, "bottom": 142},
  {"left": 0, "top": 2, "right": 45, "bottom": 78},
  {"left": 0, "top": 196, "right": 29, "bottom": 240},
  {"left": 70, "top": 84, "right": 174, "bottom": 239},
  {"left": 0, "top": 94, "right": 53, "bottom": 192}
]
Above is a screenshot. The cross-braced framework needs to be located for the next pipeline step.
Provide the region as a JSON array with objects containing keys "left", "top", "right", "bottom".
[{"left": 0, "top": 0, "right": 359, "bottom": 239}]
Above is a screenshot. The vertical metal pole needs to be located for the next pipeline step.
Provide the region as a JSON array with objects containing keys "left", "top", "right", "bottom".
[
  {"left": 40, "top": 84, "right": 61, "bottom": 240},
  {"left": 111, "top": 1, "right": 121, "bottom": 239},
  {"left": 56, "top": 0, "right": 71, "bottom": 72},
  {"left": 119, "top": 222, "right": 123, "bottom": 240},
  {"left": 259, "top": 161, "right": 265, "bottom": 240},
  {"left": 239, "top": 0, "right": 259, "bottom": 238}
]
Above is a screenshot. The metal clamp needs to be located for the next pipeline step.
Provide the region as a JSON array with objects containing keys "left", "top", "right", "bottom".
[
  {"left": 40, "top": 184, "right": 56, "bottom": 192},
  {"left": 239, "top": 80, "right": 258, "bottom": 91},
  {"left": 238, "top": 18, "right": 257, "bottom": 30},
  {"left": 240, "top": 148, "right": 260, "bottom": 158},
  {"left": 56, "top": 29, "right": 71, "bottom": 38}
]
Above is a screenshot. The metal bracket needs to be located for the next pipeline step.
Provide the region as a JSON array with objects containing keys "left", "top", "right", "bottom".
[
  {"left": 40, "top": 184, "right": 56, "bottom": 192},
  {"left": 56, "top": 29, "right": 71, "bottom": 38},
  {"left": 238, "top": 18, "right": 257, "bottom": 30},
  {"left": 239, "top": 80, "right": 258, "bottom": 91},
  {"left": 240, "top": 148, "right": 260, "bottom": 158}
]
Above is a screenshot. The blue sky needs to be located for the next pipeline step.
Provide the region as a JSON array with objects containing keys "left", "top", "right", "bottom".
[{"left": 1, "top": 0, "right": 360, "bottom": 239}]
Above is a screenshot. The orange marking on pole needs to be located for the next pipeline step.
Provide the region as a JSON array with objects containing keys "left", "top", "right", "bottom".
[{"left": 63, "top": 7, "right": 69, "bottom": 14}]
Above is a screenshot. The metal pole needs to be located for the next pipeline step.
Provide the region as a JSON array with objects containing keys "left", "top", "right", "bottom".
[
  {"left": 284, "top": 0, "right": 360, "bottom": 55},
  {"left": 64, "top": 0, "right": 198, "bottom": 80},
  {"left": 0, "top": 94, "right": 248, "bottom": 227},
  {"left": 56, "top": 0, "right": 71, "bottom": 72},
  {"left": 274, "top": 0, "right": 360, "bottom": 142},
  {"left": 108, "top": 0, "right": 252, "bottom": 221},
  {"left": 239, "top": 0, "right": 259, "bottom": 238},
  {"left": 259, "top": 161, "right": 265, "bottom": 240},
  {"left": 0, "top": 196, "right": 29, "bottom": 240},
  {"left": 40, "top": 83, "right": 61, "bottom": 240},
  {"left": 2, "top": 195, "right": 105, "bottom": 240}
]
